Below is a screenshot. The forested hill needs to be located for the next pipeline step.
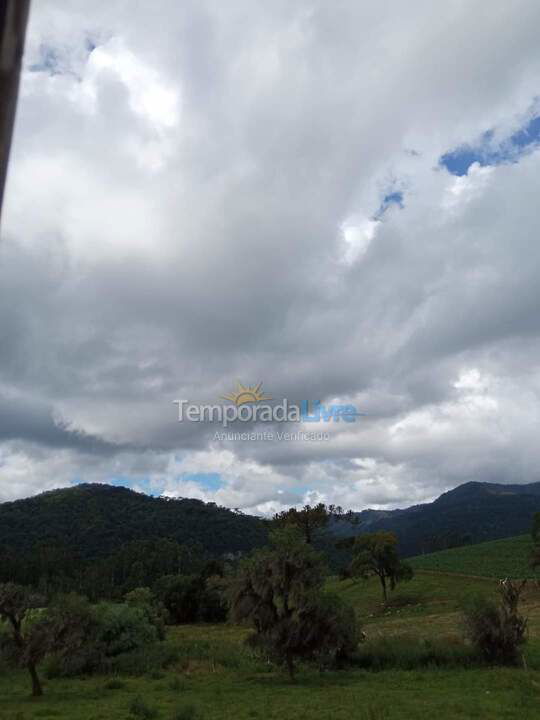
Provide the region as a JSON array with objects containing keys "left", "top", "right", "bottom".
[
  {"left": 331, "top": 481, "right": 540, "bottom": 557},
  {"left": 3, "top": 480, "right": 540, "bottom": 565},
  {"left": 0, "top": 483, "right": 268, "bottom": 559}
]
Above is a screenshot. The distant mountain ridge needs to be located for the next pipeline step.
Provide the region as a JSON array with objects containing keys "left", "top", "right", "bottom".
[
  {"left": 331, "top": 480, "right": 540, "bottom": 556},
  {"left": 1, "top": 480, "right": 540, "bottom": 561}
]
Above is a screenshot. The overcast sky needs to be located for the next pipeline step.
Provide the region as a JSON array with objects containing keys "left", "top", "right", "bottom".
[{"left": 2, "top": 0, "right": 540, "bottom": 513}]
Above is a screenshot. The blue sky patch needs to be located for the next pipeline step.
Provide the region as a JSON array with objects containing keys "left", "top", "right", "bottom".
[
  {"left": 441, "top": 112, "right": 540, "bottom": 176},
  {"left": 184, "top": 472, "right": 222, "bottom": 490},
  {"left": 374, "top": 190, "right": 404, "bottom": 219}
]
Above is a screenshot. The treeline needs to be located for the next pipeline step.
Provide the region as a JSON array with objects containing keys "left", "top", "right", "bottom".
[{"left": 0, "top": 537, "right": 231, "bottom": 601}]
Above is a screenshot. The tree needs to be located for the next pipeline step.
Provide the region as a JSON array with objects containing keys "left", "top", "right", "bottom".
[
  {"left": 152, "top": 575, "right": 196, "bottom": 623},
  {"left": 350, "top": 532, "right": 413, "bottom": 602},
  {"left": 0, "top": 583, "right": 46, "bottom": 696},
  {"left": 272, "top": 503, "right": 356, "bottom": 544},
  {"left": 227, "top": 528, "right": 360, "bottom": 678},
  {"left": 42, "top": 592, "right": 101, "bottom": 677},
  {"left": 125, "top": 587, "right": 166, "bottom": 639}
]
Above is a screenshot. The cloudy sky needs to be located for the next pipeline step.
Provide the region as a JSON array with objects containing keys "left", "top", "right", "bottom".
[{"left": 2, "top": 0, "right": 540, "bottom": 513}]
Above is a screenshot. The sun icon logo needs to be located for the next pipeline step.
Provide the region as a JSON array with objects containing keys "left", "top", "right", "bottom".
[{"left": 221, "top": 381, "right": 272, "bottom": 406}]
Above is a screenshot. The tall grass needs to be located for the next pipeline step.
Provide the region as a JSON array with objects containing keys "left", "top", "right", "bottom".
[{"left": 354, "top": 635, "right": 482, "bottom": 671}]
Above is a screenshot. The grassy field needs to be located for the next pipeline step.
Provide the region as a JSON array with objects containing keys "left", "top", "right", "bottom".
[
  {"left": 4, "top": 563, "right": 540, "bottom": 720},
  {"left": 409, "top": 535, "right": 540, "bottom": 579}
]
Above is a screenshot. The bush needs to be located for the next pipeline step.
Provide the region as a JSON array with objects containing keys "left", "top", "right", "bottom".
[
  {"left": 153, "top": 575, "right": 227, "bottom": 624},
  {"left": 168, "top": 675, "right": 186, "bottom": 692},
  {"left": 43, "top": 595, "right": 166, "bottom": 677},
  {"left": 463, "top": 581, "right": 528, "bottom": 666},
  {"left": 95, "top": 601, "right": 159, "bottom": 656},
  {"left": 129, "top": 696, "right": 158, "bottom": 719},
  {"left": 171, "top": 704, "right": 201, "bottom": 720},
  {"left": 104, "top": 678, "right": 126, "bottom": 690},
  {"left": 106, "top": 640, "right": 180, "bottom": 675},
  {"left": 125, "top": 587, "right": 167, "bottom": 640},
  {"left": 304, "top": 592, "right": 361, "bottom": 668}
]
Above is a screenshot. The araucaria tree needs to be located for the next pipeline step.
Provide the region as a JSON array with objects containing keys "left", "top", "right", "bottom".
[
  {"left": 272, "top": 503, "right": 356, "bottom": 544},
  {"left": 228, "top": 528, "right": 360, "bottom": 678},
  {"left": 350, "top": 532, "right": 413, "bottom": 602},
  {"left": 0, "top": 583, "right": 47, "bottom": 696}
]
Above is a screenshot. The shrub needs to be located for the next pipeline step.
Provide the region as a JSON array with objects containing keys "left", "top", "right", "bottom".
[
  {"left": 106, "top": 640, "right": 180, "bottom": 675},
  {"left": 153, "top": 575, "right": 227, "bottom": 624},
  {"left": 338, "top": 567, "right": 352, "bottom": 581},
  {"left": 171, "top": 704, "right": 200, "bottom": 720},
  {"left": 129, "top": 695, "right": 158, "bottom": 719},
  {"left": 463, "top": 579, "right": 527, "bottom": 666},
  {"left": 104, "top": 678, "right": 126, "bottom": 690},
  {"left": 95, "top": 601, "right": 159, "bottom": 656},
  {"left": 168, "top": 675, "right": 186, "bottom": 692},
  {"left": 303, "top": 592, "right": 361, "bottom": 668},
  {"left": 125, "top": 587, "right": 167, "bottom": 640},
  {"left": 44, "top": 596, "right": 165, "bottom": 677}
]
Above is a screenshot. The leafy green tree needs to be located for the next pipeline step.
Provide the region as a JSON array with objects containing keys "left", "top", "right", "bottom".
[
  {"left": 272, "top": 503, "right": 356, "bottom": 544},
  {"left": 42, "top": 592, "right": 101, "bottom": 677},
  {"left": 153, "top": 575, "right": 203, "bottom": 624},
  {"left": 350, "top": 532, "right": 413, "bottom": 602},
  {"left": 124, "top": 587, "right": 166, "bottom": 639},
  {"left": 228, "top": 528, "right": 360, "bottom": 678},
  {"left": 0, "top": 583, "right": 46, "bottom": 696}
]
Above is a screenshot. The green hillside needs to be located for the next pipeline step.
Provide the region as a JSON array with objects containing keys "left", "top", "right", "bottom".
[
  {"left": 0, "top": 483, "right": 267, "bottom": 560},
  {"left": 410, "top": 534, "right": 540, "bottom": 578}
]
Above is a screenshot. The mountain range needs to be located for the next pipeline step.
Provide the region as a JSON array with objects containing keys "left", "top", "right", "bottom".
[
  {"left": 332, "top": 481, "right": 540, "bottom": 556},
  {"left": 1, "top": 480, "right": 540, "bottom": 560}
]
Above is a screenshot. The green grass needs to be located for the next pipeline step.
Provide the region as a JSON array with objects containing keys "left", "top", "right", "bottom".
[
  {"left": 3, "top": 569, "right": 540, "bottom": 719},
  {"left": 409, "top": 535, "right": 540, "bottom": 579},
  {"left": 2, "top": 656, "right": 540, "bottom": 720}
]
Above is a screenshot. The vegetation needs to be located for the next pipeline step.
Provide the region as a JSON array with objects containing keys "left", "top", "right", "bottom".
[
  {"left": 0, "top": 483, "right": 267, "bottom": 569},
  {"left": 272, "top": 503, "right": 356, "bottom": 544},
  {"left": 3, "top": 485, "right": 540, "bottom": 717},
  {"left": 1, "top": 587, "right": 167, "bottom": 693},
  {"left": 154, "top": 574, "right": 227, "bottom": 624},
  {"left": 410, "top": 534, "right": 540, "bottom": 578},
  {"left": 0, "top": 583, "right": 47, "bottom": 696},
  {"left": 330, "top": 480, "right": 540, "bottom": 557},
  {"left": 463, "top": 579, "right": 528, "bottom": 666},
  {"left": 344, "top": 532, "right": 413, "bottom": 602},
  {"left": 228, "top": 528, "right": 359, "bottom": 678},
  {"left": 3, "top": 571, "right": 540, "bottom": 718},
  {"left": 1, "top": 531, "right": 238, "bottom": 602}
]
